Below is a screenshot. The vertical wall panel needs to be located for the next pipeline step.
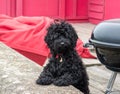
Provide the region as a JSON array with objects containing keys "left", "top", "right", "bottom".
[
  {"left": 77, "top": 0, "right": 88, "bottom": 18},
  {"left": 7, "top": 0, "right": 16, "bottom": 16},
  {"left": 0, "top": 0, "right": 16, "bottom": 16},
  {"left": 0, "top": 0, "right": 7, "bottom": 14},
  {"left": 65, "top": 0, "right": 76, "bottom": 19},
  {"left": 65, "top": 0, "right": 88, "bottom": 20},
  {"left": 58, "top": 0, "right": 65, "bottom": 19},
  {"left": 16, "top": 0, "right": 23, "bottom": 16}
]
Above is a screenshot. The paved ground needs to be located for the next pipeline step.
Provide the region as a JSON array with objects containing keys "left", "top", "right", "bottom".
[
  {"left": 0, "top": 43, "right": 83, "bottom": 94},
  {"left": 0, "top": 23, "right": 120, "bottom": 94}
]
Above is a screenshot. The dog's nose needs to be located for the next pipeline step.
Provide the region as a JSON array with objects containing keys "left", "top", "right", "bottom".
[{"left": 60, "top": 42, "right": 65, "bottom": 45}]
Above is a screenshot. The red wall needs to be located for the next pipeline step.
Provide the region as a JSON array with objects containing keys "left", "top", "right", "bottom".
[
  {"left": 0, "top": 0, "right": 88, "bottom": 22},
  {"left": 88, "top": 0, "right": 120, "bottom": 24},
  {"left": 104, "top": 0, "right": 120, "bottom": 19},
  {"left": 1, "top": 0, "right": 120, "bottom": 24},
  {"left": 16, "top": 0, "right": 88, "bottom": 21}
]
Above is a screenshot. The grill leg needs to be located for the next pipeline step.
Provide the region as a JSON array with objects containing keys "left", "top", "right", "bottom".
[{"left": 105, "top": 72, "right": 117, "bottom": 94}]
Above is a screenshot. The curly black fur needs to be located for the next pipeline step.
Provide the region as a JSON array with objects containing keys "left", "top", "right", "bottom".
[{"left": 36, "top": 20, "right": 90, "bottom": 94}]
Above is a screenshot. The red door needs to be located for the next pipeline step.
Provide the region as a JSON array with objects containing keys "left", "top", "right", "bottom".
[
  {"left": 65, "top": 0, "right": 88, "bottom": 21},
  {"left": 0, "top": 0, "right": 88, "bottom": 21},
  {"left": 16, "top": 0, "right": 88, "bottom": 21},
  {"left": 16, "top": 0, "right": 65, "bottom": 19}
]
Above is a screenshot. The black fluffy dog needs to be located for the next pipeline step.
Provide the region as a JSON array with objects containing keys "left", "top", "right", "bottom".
[{"left": 36, "top": 20, "right": 89, "bottom": 94}]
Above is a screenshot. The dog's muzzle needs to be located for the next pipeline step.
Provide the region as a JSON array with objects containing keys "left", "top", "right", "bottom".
[
  {"left": 54, "top": 39, "right": 71, "bottom": 53},
  {"left": 60, "top": 42, "right": 65, "bottom": 46}
]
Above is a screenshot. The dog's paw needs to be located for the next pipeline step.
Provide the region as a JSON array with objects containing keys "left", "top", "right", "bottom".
[
  {"left": 53, "top": 80, "right": 70, "bottom": 86},
  {"left": 36, "top": 78, "right": 53, "bottom": 85}
]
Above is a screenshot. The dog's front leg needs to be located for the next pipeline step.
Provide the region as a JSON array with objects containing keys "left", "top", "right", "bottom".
[
  {"left": 36, "top": 70, "right": 54, "bottom": 85},
  {"left": 36, "top": 57, "right": 56, "bottom": 85},
  {"left": 53, "top": 73, "right": 77, "bottom": 86}
]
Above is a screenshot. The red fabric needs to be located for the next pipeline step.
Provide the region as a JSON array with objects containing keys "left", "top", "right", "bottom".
[
  {"left": 76, "top": 39, "right": 96, "bottom": 58},
  {"left": 0, "top": 15, "right": 96, "bottom": 65}
]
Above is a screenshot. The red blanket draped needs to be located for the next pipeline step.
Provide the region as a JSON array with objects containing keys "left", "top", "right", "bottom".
[{"left": 0, "top": 15, "right": 95, "bottom": 66}]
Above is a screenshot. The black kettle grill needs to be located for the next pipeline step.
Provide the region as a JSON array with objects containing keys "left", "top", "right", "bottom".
[{"left": 89, "top": 19, "right": 120, "bottom": 94}]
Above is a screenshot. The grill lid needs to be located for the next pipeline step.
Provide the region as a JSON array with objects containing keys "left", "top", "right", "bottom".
[{"left": 89, "top": 19, "right": 120, "bottom": 48}]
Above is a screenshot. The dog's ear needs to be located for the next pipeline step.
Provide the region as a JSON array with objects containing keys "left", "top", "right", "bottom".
[
  {"left": 45, "top": 24, "right": 57, "bottom": 57},
  {"left": 44, "top": 25, "right": 53, "bottom": 48},
  {"left": 70, "top": 27, "right": 78, "bottom": 48},
  {"left": 45, "top": 23, "right": 57, "bottom": 50},
  {"left": 64, "top": 22, "right": 78, "bottom": 48},
  {"left": 45, "top": 20, "right": 61, "bottom": 45},
  {"left": 71, "top": 29, "right": 78, "bottom": 47}
]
